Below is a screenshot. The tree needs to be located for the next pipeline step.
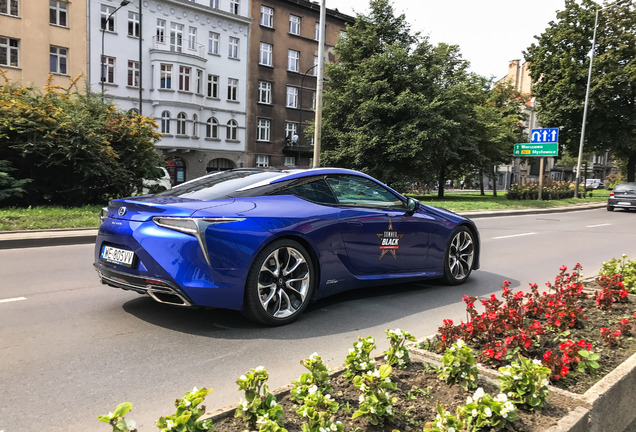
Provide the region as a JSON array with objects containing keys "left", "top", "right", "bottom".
[
  {"left": 524, "top": 0, "right": 636, "bottom": 181},
  {"left": 321, "top": 0, "right": 481, "bottom": 195},
  {"left": 0, "top": 74, "right": 163, "bottom": 205}
]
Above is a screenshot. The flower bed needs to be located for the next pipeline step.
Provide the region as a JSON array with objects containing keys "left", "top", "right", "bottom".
[{"left": 98, "top": 261, "right": 636, "bottom": 432}]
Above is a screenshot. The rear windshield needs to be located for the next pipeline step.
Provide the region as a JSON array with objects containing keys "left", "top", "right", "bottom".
[
  {"left": 155, "top": 170, "right": 287, "bottom": 201},
  {"left": 614, "top": 183, "right": 636, "bottom": 193}
]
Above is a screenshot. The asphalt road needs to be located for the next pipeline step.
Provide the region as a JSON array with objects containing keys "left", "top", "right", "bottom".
[{"left": 1, "top": 207, "right": 636, "bottom": 431}]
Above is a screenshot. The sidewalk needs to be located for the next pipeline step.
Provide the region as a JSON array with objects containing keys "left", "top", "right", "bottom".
[{"left": 0, "top": 202, "right": 606, "bottom": 250}]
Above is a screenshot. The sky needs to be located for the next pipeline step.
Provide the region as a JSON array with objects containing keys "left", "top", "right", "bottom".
[{"left": 324, "top": 0, "right": 564, "bottom": 80}]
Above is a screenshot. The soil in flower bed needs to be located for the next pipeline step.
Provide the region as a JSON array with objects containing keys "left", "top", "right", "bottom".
[{"left": 211, "top": 361, "right": 581, "bottom": 432}]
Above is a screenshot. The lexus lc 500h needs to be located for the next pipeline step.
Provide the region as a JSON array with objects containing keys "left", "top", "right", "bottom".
[{"left": 94, "top": 168, "right": 480, "bottom": 325}]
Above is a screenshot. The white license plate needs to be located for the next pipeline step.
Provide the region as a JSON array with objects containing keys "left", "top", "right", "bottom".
[
  {"left": 618, "top": 201, "right": 632, "bottom": 205},
  {"left": 101, "top": 245, "right": 135, "bottom": 267}
]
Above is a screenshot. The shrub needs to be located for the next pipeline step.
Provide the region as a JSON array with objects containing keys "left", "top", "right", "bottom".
[
  {"left": 599, "top": 254, "right": 636, "bottom": 293},
  {"left": 506, "top": 181, "right": 574, "bottom": 200}
]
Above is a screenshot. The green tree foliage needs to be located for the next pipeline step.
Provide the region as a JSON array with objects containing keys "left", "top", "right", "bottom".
[
  {"left": 0, "top": 74, "right": 163, "bottom": 205},
  {"left": 0, "top": 160, "right": 30, "bottom": 201},
  {"left": 525, "top": 0, "right": 636, "bottom": 180},
  {"left": 321, "top": 0, "right": 524, "bottom": 196}
]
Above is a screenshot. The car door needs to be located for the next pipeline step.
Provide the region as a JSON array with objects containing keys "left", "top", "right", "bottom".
[{"left": 325, "top": 175, "right": 435, "bottom": 275}]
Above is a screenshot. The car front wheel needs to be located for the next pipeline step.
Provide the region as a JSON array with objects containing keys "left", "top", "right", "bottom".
[
  {"left": 442, "top": 227, "right": 475, "bottom": 285},
  {"left": 607, "top": 206, "right": 614, "bottom": 211},
  {"left": 243, "top": 239, "right": 314, "bottom": 326}
]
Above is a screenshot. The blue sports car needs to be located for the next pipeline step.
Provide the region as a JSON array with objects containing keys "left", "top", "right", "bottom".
[{"left": 94, "top": 168, "right": 480, "bottom": 325}]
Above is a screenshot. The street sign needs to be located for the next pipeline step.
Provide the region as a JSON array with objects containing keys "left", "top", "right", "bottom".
[
  {"left": 514, "top": 143, "right": 559, "bottom": 157},
  {"left": 531, "top": 128, "right": 559, "bottom": 143}
]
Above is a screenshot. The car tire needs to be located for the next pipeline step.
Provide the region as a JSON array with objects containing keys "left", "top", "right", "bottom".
[
  {"left": 442, "top": 226, "right": 475, "bottom": 285},
  {"left": 607, "top": 206, "right": 614, "bottom": 211},
  {"left": 243, "top": 239, "right": 315, "bottom": 326}
]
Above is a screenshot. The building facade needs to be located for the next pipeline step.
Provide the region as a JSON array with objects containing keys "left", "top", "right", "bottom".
[
  {"left": 246, "top": 0, "right": 354, "bottom": 168},
  {"left": 0, "top": 0, "right": 87, "bottom": 89},
  {"left": 89, "top": 0, "right": 251, "bottom": 184}
]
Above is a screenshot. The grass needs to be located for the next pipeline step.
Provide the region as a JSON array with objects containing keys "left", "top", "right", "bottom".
[{"left": 0, "top": 190, "right": 609, "bottom": 231}]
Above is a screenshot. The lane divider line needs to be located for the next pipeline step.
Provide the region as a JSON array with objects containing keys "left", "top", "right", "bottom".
[
  {"left": 0, "top": 297, "right": 27, "bottom": 304},
  {"left": 586, "top": 223, "right": 611, "bottom": 228},
  {"left": 493, "top": 232, "right": 537, "bottom": 240}
]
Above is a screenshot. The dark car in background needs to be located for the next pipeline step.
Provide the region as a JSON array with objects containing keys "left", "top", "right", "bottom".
[{"left": 607, "top": 182, "right": 636, "bottom": 211}]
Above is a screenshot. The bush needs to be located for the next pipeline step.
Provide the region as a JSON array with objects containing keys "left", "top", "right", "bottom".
[{"left": 507, "top": 181, "right": 574, "bottom": 200}]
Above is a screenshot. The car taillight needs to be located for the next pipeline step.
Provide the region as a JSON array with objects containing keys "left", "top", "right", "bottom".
[{"left": 609, "top": 191, "right": 614, "bottom": 197}]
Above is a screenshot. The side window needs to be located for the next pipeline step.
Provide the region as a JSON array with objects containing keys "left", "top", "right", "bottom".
[
  {"left": 274, "top": 178, "right": 337, "bottom": 204},
  {"left": 325, "top": 175, "right": 404, "bottom": 209}
]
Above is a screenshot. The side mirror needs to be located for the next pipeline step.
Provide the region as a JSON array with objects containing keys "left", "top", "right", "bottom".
[{"left": 406, "top": 197, "right": 420, "bottom": 216}]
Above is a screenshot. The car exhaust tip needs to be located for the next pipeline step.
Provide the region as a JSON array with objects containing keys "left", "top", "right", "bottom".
[{"left": 147, "top": 289, "right": 191, "bottom": 307}]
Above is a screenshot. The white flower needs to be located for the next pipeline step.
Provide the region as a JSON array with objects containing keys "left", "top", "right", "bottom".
[
  {"left": 484, "top": 407, "right": 492, "bottom": 418},
  {"left": 241, "top": 400, "right": 249, "bottom": 411},
  {"left": 359, "top": 362, "right": 367, "bottom": 370},
  {"left": 495, "top": 393, "right": 508, "bottom": 402},
  {"left": 542, "top": 379, "right": 550, "bottom": 387},
  {"left": 473, "top": 388, "right": 485, "bottom": 400},
  {"left": 359, "top": 395, "right": 365, "bottom": 403},
  {"left": 532, "top": 359, "right": 543, "bottom": 366},
  {"left": 255, "top": 366, "right": 265, "bottom": 372},
  {"left": 384, "top": 377, "right": 391, "bottom": 383},
  {"left": 449, "top": 346, "right": 456, "bottom": 352},
  {"left": 456, "top": 339, "right": 465, "bottom": 348},
  {"left": 369, "top": 406, "right": 376, "bottom": 414},
  {"left": 472, "top": 408, "right": 478, "bottom": 417},
  {"left": 502, "top": 411, "right": 508, "bottom": 418},
  {"left": 396, "top": 350, "right": 404, "bottom": 358},
  {"left": 449, "top": 428, "right": 456, "bottom": 432},
  {"left": 308, "top": 385, "right": 318, "bottom": 395},
  {"left": 348, "top": 348, "right": 355, "bottom": 353},
  {"left": 356, "top": 342, "right": 363, "bottom": 349},
  {"left": 386, "top": 406, "right": 393, "bottom": 415},
  {"left": 466, "top": 396, "right": 473, "bottom": 404},
  {"left": 239, "top": 375, "right": 247, "bottom": 381},
  {"left": 183, "top": 398, "right": 191, "bottom": 407},
  {"left": 503, "top": 370, "right": 511, "bottom": 376},
  {"left": 330, "top": 423, "right": 338, "bottom": 431},
  {"left": 192, "top": 387, "right": 198, "bottom": 393},
  {"left": 319, "top": 427, "right": 328, "bottom": 432},
  {"left": 125, "top": 419, "right": 136, "bottom": 430},
  {"left": 166, "top": 419, "right": 175, "bottom": 428},
  {"left": 504, "top": 401, "right": 515, "bottom": 411},
  {"left": 325, "top": 394, "right": 332, "bottom": 400},
  {"left": 373, "top": 369, "right": 381, "bottom": 378},
  {"left": 270, "top": 400, "right": 277, "bottom": 407}
]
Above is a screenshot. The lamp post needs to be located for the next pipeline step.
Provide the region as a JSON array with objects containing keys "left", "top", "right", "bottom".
[
  {"left": 101, "top": 0, "right": 131, "bottom": 102},
  {"left": 297, "top": 64, "right": 318, "bottom": 166},
  {"left": 574, "top": 0, "right": 627, "bottom": 197}
]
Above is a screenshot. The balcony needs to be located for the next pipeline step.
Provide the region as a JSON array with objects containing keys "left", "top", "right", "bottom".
[
  {"left": 282, "top": 144, "right": 313, "bottom": 157},
  {"left": 150, "top": 36, "right": 207, "bottom": 62}
]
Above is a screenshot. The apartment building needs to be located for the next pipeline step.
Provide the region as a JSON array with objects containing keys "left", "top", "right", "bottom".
[
  {"left": 89, "top": 0, "right": 251, "bottom": 184},
  {"left": 246, "top": 0, "right": 354, "bottom": 168},
  {"left": 0, "top": 0, "right": 87, "bottom": 88}
]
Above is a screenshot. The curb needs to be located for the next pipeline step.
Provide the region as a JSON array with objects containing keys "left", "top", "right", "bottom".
[{"left": 0, "top": 203, "right": 606, "bottom": 250}]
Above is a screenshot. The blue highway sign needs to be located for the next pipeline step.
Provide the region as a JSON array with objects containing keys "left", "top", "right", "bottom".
[{"left": 531, "top": 128, "right": 559, "bottom": 144}]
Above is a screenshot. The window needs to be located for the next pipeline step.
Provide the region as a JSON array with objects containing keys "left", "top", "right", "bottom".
[
  {"left": 49, "top": 1, "right": 67, "bottom": 27},
  {"left": 101, "top": 5, "right": 115, "bottom": 32},
  {"left": 208, "top": 31, "right": 219, "bottom": 54},
  {"left": 209, "top": 0, "right": 219, "bottom": 8},
  {"left": 1, "top": 0, "right": 18, "bottom": 16},
  {"left": 287, "top": 49, "right": 299, "bottom": 72},
  {"left": 259, "top": 42, "right": 272, "bottom": 66},
  {"left": 206, "top": 117, "right": 218, "bottom": 138},
  {"left": 176, "top": 112, "right": 187, "bottom": 135},
  {"left": 156, "top": 19, "right": 166, "bottom": 43},
  {"left": 289, "top": 15, "right": 300, "bottom": 35},
  {"left": 227, "top": 78, "right": 238, "bottom": 101},
  {"left": 192, "top": 114, "right": 198, "bottom": 137},
  {"left": 256, "top": 155, "right": 269, "bottom": 168},
  {"left": 226, "top": 120, "right": 238, "bottom": 140},
  {"left": 257, "top": 118, "right": 271, "bottom": 142},
  {"left": 101, "top": 55, "right": 115, "bottom": 83},
  {"left": 260, "top": 6, "right": 273, "bottom": 27},
  {"left": 161, "top": 111, "right": 171, "bottom": 134},
  {"left": 207, "top": 74, "right": 219, "bottom": 98},
  {"left": 325, "top": 175, "right": 404, "bottom": 209},
  {"left": 188, "top": 27, "right": 197, "bottom": 50},
  {"left": 127, "top": 60, "right": 139, "bottom": 87},
  {"left": 160, "top": 63, "right": 172, "bottom": 89},
  {"left": 229, "top": 0, "right": 239, "bottom": 14},
  {"left": 128, "top": 11, "right": 140, "bottom": 37},
  {"left": 314, "top": 22, "right": 320, "bottom": 41},
  {"left": 50, "top": 46, "right": 67, "bottom": 74},
  {"left": 286, "top": 86, "right": 298, "bottom": 108},
  {"left": 284, "top": 157, "right": 295, "bottom": 167},
  {"left": 195, "top": 69, "right": 203, "bottom": 94},
  {"left": 0, "top": 37, "right": 19, "bottom": 67},
  {"left": 258, "top": 81, "right": 272, "bottom": 104},
  {"left": 285, "top": 122, "right": 297, "bottom": 141},
  {"left": 178, "top": 66, "right": 191, "bottom": 91},
  {"left": 228, "top": 37, "right": 239, "bottom": 59},
  {"left": 170, "top": 23, "right": 183, "bottom": 52}
]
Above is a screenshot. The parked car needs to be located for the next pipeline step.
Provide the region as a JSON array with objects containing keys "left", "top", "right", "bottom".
[
  {"left": 140, "top": 167, "right": 171, "bottom": 195},
  {"left": 94, "top": 168, "right": 480, "bottom": 325},
  {"left": 585, "top": 178, "right": 604, "bottom": 189},
  {"left": 607, "top": 182, "right": 636, "bottom": 211}
]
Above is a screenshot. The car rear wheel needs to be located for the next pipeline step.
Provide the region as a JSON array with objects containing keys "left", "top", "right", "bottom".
[
  {"left": 607, "top": 206, "right": 614, "bottom": 211},
  {"left": 243, "top": 239, "right": 314, "bottom": 326},
  {"left": 442, "top": 227, "right": 475, "bottom": 285}
]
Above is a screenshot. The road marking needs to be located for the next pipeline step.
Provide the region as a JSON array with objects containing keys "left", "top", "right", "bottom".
[
  {"left": 493, "top": 232, "right": 537, "bottom": 240},
  {"left": 586, "top": 223, "right": 611, "bottom": 228},
  {"left": 0, "top": 297, "right": 27, "bottom": 304}
]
